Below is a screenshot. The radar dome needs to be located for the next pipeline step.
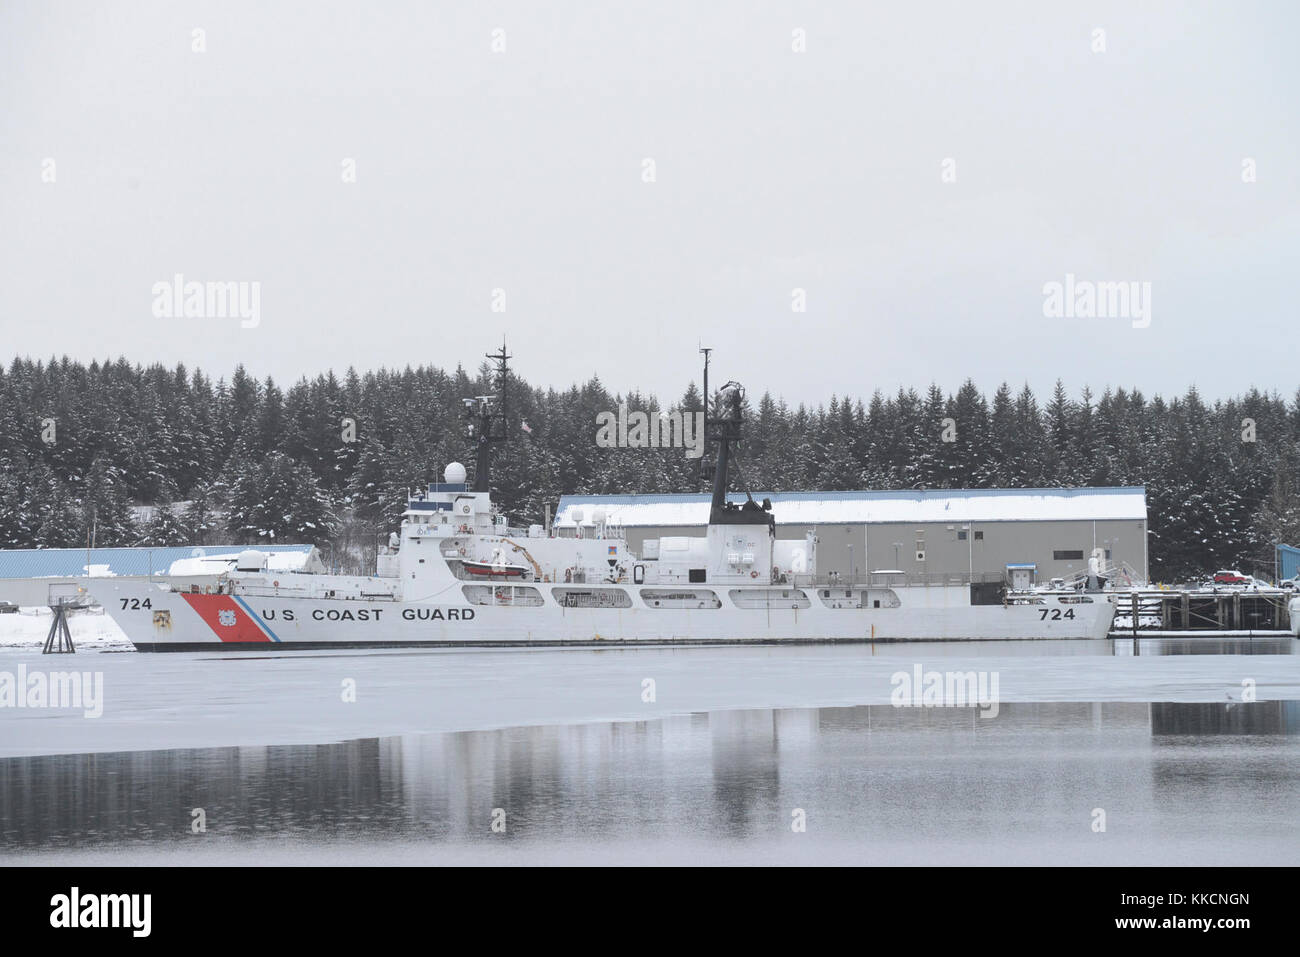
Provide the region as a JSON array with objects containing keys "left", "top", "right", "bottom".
[
  {"left": 444, "top": 462, "right": 467, "bottom": 484},
  {"left": 591, "top": 508, "right": 606, "bottom": 524}
]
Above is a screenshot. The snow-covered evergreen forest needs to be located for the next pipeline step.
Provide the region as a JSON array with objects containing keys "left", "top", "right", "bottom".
[{"left": 2, "top": 356, "right": 1298, "bottom": 581}]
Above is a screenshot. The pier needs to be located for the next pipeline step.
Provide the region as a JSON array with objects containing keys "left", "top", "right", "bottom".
[{"left": 1109, "top": 587, "right": 1295, "bottom": 637}]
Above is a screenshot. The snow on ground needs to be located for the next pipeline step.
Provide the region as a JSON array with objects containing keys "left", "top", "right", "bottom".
[{"left": 0, "top": 608, "right": 132, "bottom": 650}]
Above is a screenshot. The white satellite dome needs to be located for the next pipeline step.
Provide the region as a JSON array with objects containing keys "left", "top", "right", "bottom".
[
  {"left": 591, "top": 508, "right": 606, "bottom": 525},
  {"left": 570, "top": 509, "right": 584, "bottom": 524},
  {"left": 444, "top": 462, "right": 467, "bottom": 484}
]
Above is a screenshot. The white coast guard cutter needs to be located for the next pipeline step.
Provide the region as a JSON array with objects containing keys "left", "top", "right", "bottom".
[{"left": 93, "top": 351, "right": 1115, "bottom": 650}]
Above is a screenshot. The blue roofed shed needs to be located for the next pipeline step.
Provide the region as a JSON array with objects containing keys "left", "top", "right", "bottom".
[{"left": 0, "top": 545, "right": 320, "bottom": 606}]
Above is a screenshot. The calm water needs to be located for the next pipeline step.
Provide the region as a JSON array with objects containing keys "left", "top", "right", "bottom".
[
  {"left": 2, "top": 638, "right": 1297, "bottom": 864},
  {"left": 3, "top": 700, "right": 1299, "bottom": 865}
]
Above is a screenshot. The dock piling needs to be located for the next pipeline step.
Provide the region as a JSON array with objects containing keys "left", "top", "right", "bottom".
[{"left": 42, "top": 599, "right": 76, "bottom": 654}]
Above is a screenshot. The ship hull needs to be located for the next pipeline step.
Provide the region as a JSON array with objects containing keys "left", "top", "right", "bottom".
[{"left": 92, "top": 580, "right": 1116, "bottom": 651}]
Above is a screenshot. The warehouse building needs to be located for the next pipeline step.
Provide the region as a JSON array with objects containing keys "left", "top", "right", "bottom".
[
  {"left": 554, "top": 487, "right": 1149, "bottom": 585},
  {"left": 1277, "top": 543, "right": 1300, "bottom": 583},
  {"left": 0, "top": 545, "right": 323, "bottom": 606}
]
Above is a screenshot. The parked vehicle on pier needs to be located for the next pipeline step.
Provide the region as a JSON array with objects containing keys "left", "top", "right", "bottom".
[{"left": 1213, "top": 569, "right": 1250, "bottom": 585}]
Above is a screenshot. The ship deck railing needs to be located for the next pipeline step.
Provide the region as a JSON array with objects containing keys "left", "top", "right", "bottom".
[{"left": 786, "top": 571, "right": 1007, "bottom": 589}]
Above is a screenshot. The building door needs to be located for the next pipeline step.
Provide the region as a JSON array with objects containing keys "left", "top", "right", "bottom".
[{"left": 1007, "top": 565, "right": 1034, "bottom": 590}]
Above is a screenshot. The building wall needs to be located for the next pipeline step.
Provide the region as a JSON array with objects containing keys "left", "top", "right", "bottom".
[
  {"left": 620, "top": 518, "right": 1147, "bottom": 582},
  {"left": 0, "top": 578, "right": 78, "bottom": 606},
  {"left": 1278, "top": 544, "right": 1300, "bottom": 582},
  {"left": 861, "top": 518, "right": 1147, "bottom": 581},
  {"left": 0, "top": 575, "right": 223, "bottom": 607}
]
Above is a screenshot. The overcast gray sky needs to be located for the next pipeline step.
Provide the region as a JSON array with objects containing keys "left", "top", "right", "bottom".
[{"left": 2, "top": 0, "right": 1296, "bottom": 405}]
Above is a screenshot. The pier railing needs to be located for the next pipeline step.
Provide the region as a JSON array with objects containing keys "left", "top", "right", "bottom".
[{"left": 1109, "top": 587, "right": 1294, "bottom": 635}]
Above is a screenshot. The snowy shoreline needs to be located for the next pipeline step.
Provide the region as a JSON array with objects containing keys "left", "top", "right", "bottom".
[{"left": 0, "top": 608, "right": 133, "bottom": 650}]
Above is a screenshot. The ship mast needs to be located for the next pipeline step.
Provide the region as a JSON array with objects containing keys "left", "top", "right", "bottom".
[
  {"left": 698, "top": 345, "right": 712, "bottom": 492},
  {"left": 464, "top": 342, "right": 511, "bottom": 492},
  {"left": 706, "top": 378, "right": 773, "bottom": 529}
]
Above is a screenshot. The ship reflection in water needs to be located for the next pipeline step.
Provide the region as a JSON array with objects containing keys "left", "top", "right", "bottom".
[{"left": 3, "top": 699, "right": 1298, "bottom": 864}]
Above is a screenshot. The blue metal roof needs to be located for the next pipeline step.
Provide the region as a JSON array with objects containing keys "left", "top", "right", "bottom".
[
  {"left": 558, "top": 486, "right": 1147, "bottom": 506},
  {"left": 556, "top": 486, "right": 1149, "bottom": 525},
  {"left": 0, "top": 545, "right": 315, "bottom": 579}
]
